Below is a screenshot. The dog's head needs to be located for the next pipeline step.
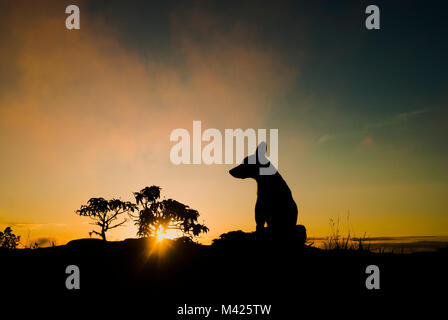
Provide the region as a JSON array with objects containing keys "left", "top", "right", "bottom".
[{"left": 229, "top": 142, "right": 275, "bottom": 179}]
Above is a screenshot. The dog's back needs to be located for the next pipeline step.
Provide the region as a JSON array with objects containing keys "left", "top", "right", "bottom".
[{"left": 255, "top": 171, "right": 298, "bottom": 233}]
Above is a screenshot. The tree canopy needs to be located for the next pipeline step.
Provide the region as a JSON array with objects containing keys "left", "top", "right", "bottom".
[
  {"left": 133, "top": 186, "right": 209, "bottom": 239},
  {"left": 76, "top": 198, "right": 137, "bottom": 241}
]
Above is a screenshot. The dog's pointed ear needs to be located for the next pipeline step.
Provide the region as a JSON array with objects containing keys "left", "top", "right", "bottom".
[{"left": 256, "top": 141, "right": 267, "bottom": 157}]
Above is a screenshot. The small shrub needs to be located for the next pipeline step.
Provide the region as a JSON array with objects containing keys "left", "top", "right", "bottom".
[
  {"left": 0, "top": 227, "right": 21, "bottom": 249},
  {"left": 323, "top": 216, "right": 370, "bottom": 251}
]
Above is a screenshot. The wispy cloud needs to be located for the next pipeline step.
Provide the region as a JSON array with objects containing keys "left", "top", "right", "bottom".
[
  {"left": 317, "top": 109, "right": 432, "bottom": 147},
  {"left": 318, "top": 134, "right": 336, "bottom": 144},
  {"left": 0, "top": 221, "right": 66, "bottom": 229},
  {"left": 365, "top": 109, "right": 431, "bottom": 130}
]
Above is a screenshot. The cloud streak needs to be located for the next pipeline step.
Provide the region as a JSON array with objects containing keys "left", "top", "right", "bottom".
[
  {"left": 365, "top": 109, "right": 431, "bottom": 130},
  {"left": 318, "top": 134, "right": 336, "bottom": 144}
]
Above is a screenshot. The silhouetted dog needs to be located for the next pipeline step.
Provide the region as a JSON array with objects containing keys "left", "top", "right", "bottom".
[{"left": 229, "top": 142, "right": 298, "bottom": 237}]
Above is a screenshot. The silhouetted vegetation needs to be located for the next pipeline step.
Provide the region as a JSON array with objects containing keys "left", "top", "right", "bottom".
[
  {"left": 74, "top": 186, "right": 208, "bottom": 241},
  {"left": 1, "top": 227, "right": 448, "bottom": 311},
  {"left": 76, "top": 198, "right": 137, "bottom": 241},
  {"left": 212, "top": 230, "right": 256, "bottom": 247},
  {"left": 132, "top": 186, "right": 209, "bottom": 239},
  {"left": 0, "top": 227, "right": 21, "bottom": 249},
  {"left": 322, "top": 216, "right": 370, "bottom": 251}
]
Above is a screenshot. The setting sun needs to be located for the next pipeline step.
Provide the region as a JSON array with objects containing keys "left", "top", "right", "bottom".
[{"left": 156, "top": 228, "right": 179, "bottom": 242}]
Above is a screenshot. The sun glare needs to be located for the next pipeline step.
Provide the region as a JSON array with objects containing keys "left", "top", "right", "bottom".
[{"left": 155, "top": 228, "right": 178, "bottom": 242}]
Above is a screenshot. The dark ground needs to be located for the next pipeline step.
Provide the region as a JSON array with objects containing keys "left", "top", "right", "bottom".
[{"left": 1, "top": 233, "right": 447, "bottom": 316}]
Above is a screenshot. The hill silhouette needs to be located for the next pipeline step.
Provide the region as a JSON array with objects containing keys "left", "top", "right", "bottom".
[{"left": 1, "top": 231, "right": 447, "bottom": 313}]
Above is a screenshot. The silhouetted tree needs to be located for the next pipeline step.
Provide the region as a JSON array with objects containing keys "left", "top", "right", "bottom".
[
  {"left": 0, "top": 227, "right": 21, "bottom": 249},
  {"left": 76, "top": 198, "right": 137, "bottom": 241},
  {"left": 132, "top": 186, "right": 209, "bottom": 239}
]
